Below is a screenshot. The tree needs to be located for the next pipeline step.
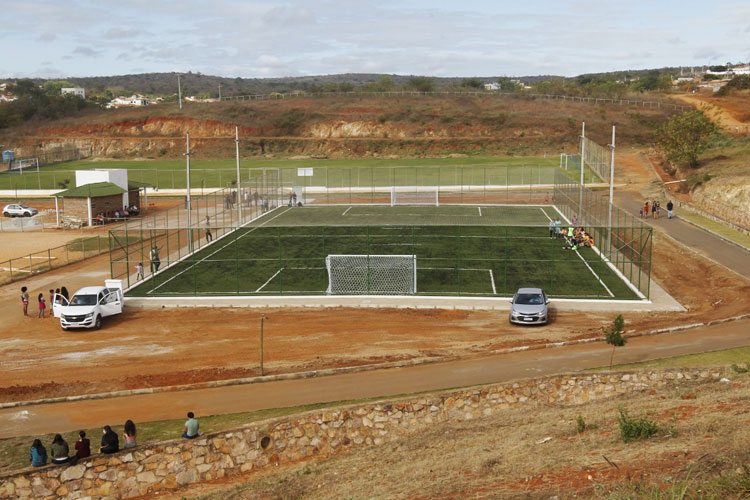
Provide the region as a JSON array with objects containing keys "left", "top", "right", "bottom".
[
  {"left": 603, "top": 315, "right": 626, "bottom": 369},
  {"left": 42, "top": 80, "right": 76, "bottom": 96},
  {"left": 656, "top": 108, "right": 721, "bottom": 168},
  {"left": 407, "top": 76, "right": 434, "bottom": 93},
  {"left": 461, "top": 78, "right": 484, "bottom": 89}
]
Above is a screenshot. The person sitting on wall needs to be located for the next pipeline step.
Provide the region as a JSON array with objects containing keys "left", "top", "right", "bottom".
[
  {"left": 100, "top": 425, "right": 119, "bottom": 454},
  {"left": 182, "top": 412, "right": 202, "bottom": 439},
  {"left": 50, "top": 434, "right": 71, "bottom": 464},
  {"left": 30, "top": 439, "right": 47, "bottom": 467}
]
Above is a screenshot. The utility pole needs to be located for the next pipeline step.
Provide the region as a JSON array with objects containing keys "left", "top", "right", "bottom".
[
  {"left": 260, "top": 314, "right": 266, "bottom": 376},
  {"left": 579, "top": 121, "right": 585, "bottom": 223},
  {"left": 185, "top": 134, "right": 194, "bottom": 252},
  {"left": 607, "top": 125, "right": 616, "bottom": 254},
  {"left": 218, "top": 84, "right": 222, "bottom": 101},
  {"left": 177, "top": 74, "right": 183, "bottom": 110},
  {"left": 235, "top": 126, "right": 242, "bottom": 225}
]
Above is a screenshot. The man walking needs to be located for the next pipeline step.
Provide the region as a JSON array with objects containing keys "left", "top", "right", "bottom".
[
  {"left": 205, "top": 216, "right": 213, "bottom": 243},
  {"left": 667, "top": 200, "right": 674, "bottom": 219}
]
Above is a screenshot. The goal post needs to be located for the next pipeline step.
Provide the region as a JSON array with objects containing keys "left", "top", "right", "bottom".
[
  {"left": 326, "top": 254, "right": 417, "bottom": 295},
  {"left": 10, "top": 158, "right": 39, "bottom": 173},
  {"left": 390, "top": 187, "right": 439, "bottom": 207}
]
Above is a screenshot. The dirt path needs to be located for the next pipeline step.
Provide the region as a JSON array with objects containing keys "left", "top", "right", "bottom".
[
  {"left": 1, "top": 318, "right": 748, "bottom": 438},
  {"left": 673, "top": 93, "right": 748, "bottom": 130}
]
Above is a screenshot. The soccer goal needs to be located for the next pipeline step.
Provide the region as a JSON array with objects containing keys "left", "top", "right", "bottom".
[
  {"left": 326, "top": 254, "right": 417, "bottom": 295},
  {"left": 390, "top": 187, "right": 439, "bottom": 206},
  {"left": 10, "top": 158, "right": 39, "bottom": 173}
]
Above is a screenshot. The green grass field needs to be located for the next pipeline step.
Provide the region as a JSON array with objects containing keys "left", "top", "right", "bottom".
[
  {"left": 0, "top": 156, "right": 602, "bottom": 190},
  {"left": 126, "top": 205, "right": 640, "bottom": 299}
]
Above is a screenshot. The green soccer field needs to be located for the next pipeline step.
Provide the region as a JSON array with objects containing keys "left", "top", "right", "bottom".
[{"left": 125, "top": 205, "right": 641, "bottom": 300}]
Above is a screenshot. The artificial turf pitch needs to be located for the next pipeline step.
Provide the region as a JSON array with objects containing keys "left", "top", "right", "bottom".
[{"left": 126, "top": 205, "right": 640, "bottom": 299}]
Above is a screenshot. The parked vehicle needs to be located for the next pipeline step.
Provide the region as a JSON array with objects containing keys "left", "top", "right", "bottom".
[
  {"left": 2, "top": 203, "right": 38, "bottom": 217},
  {"left": 509, "top": 288, "right": 549, "bottom": 325},
  {"left": 53, "top": 283, "right": 123, "bottom": 330}
]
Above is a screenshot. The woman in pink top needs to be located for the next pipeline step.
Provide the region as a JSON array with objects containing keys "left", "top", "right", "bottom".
[{"left": 123, "top": 419, "right": 137, "bottom": 449}]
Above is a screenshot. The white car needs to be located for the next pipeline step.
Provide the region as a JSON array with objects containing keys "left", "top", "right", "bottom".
[
  {"left": 2, "top": 203, "right": 38, "bottom": 217},
  {"left": 53, "top": 286, "right": 123, "bottom": 330}
]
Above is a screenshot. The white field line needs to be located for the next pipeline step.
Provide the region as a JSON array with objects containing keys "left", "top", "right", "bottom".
[
  {"left": 551, "top": 204, "right": 647, "bottom": 300},
  {"left": 147, "top": 207, "right": 293, "bottom": 294},
  {"left": 489, "top": 269, "right": 497, "bottom": 294},
  {"left": 342, "top": 206, "right": 352, "bottom": 216},
  {"left": 256, "top": 267, "right": 285, "bottom": 292},
  {"left": 572, "top": 249, "right": 615, "bottom": 298},
  {"left": 539, "top": 207, "right": 553, "bottom": 222}
]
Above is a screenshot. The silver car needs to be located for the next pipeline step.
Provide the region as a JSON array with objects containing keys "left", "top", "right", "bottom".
[
  {"left": 509, "top": 288, "right": 549, "bottom": 325},
  {"left": 2, "top": 203, "right": 38, "bottom": 217}
]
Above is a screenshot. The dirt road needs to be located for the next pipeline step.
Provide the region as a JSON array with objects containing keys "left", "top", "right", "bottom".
[
  {"left": 673, "top": 93, "right": 749, "bottom": 131},
  {"left": 1, "top": 318, "right": 748, "bottom": 438}
]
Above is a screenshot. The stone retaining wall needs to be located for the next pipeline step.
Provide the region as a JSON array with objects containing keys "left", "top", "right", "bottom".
[{"left": 0, "top": 368, "right": 726, "bottom": 499}]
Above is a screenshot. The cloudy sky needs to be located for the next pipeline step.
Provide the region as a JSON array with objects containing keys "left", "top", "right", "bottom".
[{"left": 2, "top": 0, "right": 749, "bottom": 79}]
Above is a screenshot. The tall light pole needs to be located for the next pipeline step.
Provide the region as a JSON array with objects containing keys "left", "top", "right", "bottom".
[
  {"left": 260, "top": 314, "right": 266, "bottom": 376},
  {"left": 185, "top": 133, "right": 194, "bottom": 252},
  {"left": 235, "top": 126, "right": 242, "bottom": 225},
  {"left": 579, "top": 121, "right": 586, "bottom": 223},
  {"left": 177, "top": 73, "right": 183, "bottom": 110},
  {"left": 607, "top": 125, "right": 616, "bottom": 254},
  {"left": 218, "top": 83, "right": 222, "bottom": 101}
]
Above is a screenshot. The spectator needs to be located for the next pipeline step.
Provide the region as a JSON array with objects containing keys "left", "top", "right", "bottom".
[
  {"left": 182, "top": 411, "right": 201, "bottom": 439},
  {"left": 667, "top": 200, "right": 674, "bottom": 219},
  {"left": 61, "top": 287, "right": 70, "bottom": 301},
  {"left": 21, "top": 286, "right": 29, "bottom": 316},
  {"left": 37, "top": 293, "right": 46, "bottom": 319},
  {"left": 50, "top": 434, "right": 70, "bottom": 464},
  {"left": 49, "top": 289, "right": 54, "bottom": 308},
  {"left": 150, "top": 247, "right": 161, "bottom": 273},
  {"left": 135, "top": 262, "right": 144, "bottom": 281},
  {"left": 54, "top": 288, "right": 61, "bottom": 304},
  {"left": 100, "top": 425, "right": 119, "bottom": 454},
  {"left": 30, "top": 439, "right": 47, "bottom": 467},
  {"left": 74, "top": 431, "right": 91, "bottom": 461},
  {"left": 123, "top": 420, "right": 137, "bottom": 449}
]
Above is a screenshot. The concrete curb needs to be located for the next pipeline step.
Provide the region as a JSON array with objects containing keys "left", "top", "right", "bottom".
[
  {"left": 2, "top": 313, "right": 749, "bottom": 410},
  {"left": 676, "top": 215, "right": 750, "bottom": 253}
]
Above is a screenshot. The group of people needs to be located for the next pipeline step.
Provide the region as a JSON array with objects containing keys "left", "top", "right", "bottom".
[
  {"left": 547, "top": 218, "right": 595, "bottom": 250},
  {"left": 21, "top": 285, "right": 69, "bottom": 319},
  {"left": 641, "top": 200, "right": 674, "bottom": 220},
  {"left": 29, "top": 412, "right": 201, "bottom": 468},
  {"left": 93, "top": 205, "right": 140, "bottom": 225}
]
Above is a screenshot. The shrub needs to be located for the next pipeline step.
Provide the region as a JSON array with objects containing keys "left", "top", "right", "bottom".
[
  {"left": 575, "top": 415, "right": 597, "bottom": 433},
  {"left": 617, "top": 407, "right": 659, "bottom": 442}
]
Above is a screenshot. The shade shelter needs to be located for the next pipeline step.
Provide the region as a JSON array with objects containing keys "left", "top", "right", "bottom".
[{"left": 54, "top": 182, "right": 126, "bottom": 227}]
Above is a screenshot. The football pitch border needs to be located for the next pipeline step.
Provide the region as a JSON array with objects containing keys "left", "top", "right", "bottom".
[{"left": 122, "top": 203, "right": 649, "bottom": 306}]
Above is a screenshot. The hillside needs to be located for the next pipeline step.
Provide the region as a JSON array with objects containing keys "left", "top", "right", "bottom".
[{"left": 0, "top": 94, "right": 678, "bottom": 160}]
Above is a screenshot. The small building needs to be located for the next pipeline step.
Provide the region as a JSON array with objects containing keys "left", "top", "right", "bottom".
[
  {"left": 731, "top": 65, "right": 750, "bottom": 75},
  {"left": 54, "top": 169, "right": 148, "bottom": 226},
  {"left": 62, "top": 87, "right": 86, "bottom": 99},
  {"left": 109, "top": 95, "right": 149, "bottom": 107},
  {"left": 484, "top": 83, "right": 500, "bottom": 91}
]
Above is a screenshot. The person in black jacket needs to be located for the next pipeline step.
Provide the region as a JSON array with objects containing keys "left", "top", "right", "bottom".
[{"left": 100, "top": 425, "right": 119, "bottom": 454}]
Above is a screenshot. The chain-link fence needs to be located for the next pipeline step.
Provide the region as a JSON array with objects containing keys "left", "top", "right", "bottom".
[
  {"left": 0, "top": 236, "right": 109, "bottom": 286},
  {"left": 109, "top": 172, "right": 283, "bottom": 289},
  {"left": 118, "top": 223, "right": 643, "bottom": 299},
  {"left": 553, "top": 169, "right": 651, "bottom": 298}
]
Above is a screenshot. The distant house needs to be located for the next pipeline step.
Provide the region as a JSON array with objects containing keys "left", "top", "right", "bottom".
[
  {"left": 62, "top": 87, "right": 85, "bottom": 99},
  {"left": 108, "top": 95, "right": 150, "bottom": 107},
  {"left": 0, "top": 94, "right": 16, "bottom": 102},
  {"left": 484, "top": 83, "right": 501, "bottom": 91},
  {"left": 731, "top": 65, "right": 750, "bottom": 75}
]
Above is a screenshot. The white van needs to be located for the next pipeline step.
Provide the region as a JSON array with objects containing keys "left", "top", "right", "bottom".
[{"left": 53, "top": 281, "right": 124, "bottom": 330}]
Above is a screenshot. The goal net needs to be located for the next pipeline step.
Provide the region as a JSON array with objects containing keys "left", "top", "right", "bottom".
[
  {"left": 10, "top": 158, "right": 39, "bottom": 173},
  {"left": 390, "top": 187, "right": 439, "bottom": 206},
  {"left": 326, "top": 254, "right": 417, "bottom": 295}
]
